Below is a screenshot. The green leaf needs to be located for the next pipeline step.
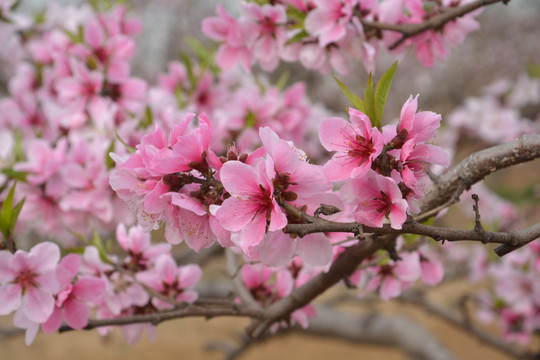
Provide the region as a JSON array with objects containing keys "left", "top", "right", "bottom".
[
  {"left": 286, "top": 4, "right": 307, "bottom": 22},
  {"left": 138, "top": 106, "right": 153, "bottom": 129},
  {"left": 363, "top": 72, "right": 378, "bottom": 128},
  {"left": 105, "top": 139, "right": 116, "bottom": 170},
  {"left": 115, "top": 131, "right": 136, "bottom": 154},
  {"left": 375, "top": 61, "right": 397, "bottom": 128},
  {"left": 1, "top": 168, "right": 27, "bottom": 182},
  {"left": 275, "top": 70, "right": 290, "bottom": 91},
  {"left": 285, "top": 30, "right": 309, "bottom": 45},
  {"left": 92, "top": 230, "right": 112, "bottom": 264},
  {"left": 332, "top": 73, "right": 365, "bottom": 112},
  {"left": 2, "top": 182, "right": 16, "bottom": 221},
  {"left": 9, "top": 197, "right": 25, "bottom": 234},
  {"left": 179, "top": 52, "right": 196, "bottom": 89}
]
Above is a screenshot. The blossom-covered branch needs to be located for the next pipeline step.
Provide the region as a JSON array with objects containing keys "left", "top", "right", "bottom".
[{"left": 361, "top": 0, "right": 509, "bottom": 49}]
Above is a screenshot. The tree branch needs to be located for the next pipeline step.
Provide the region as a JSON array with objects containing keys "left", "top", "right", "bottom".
[
  {"left": 421, "top": 134, "right": 540, "bottom": 213},
  {"left": 58, "top": 303, "right": 262, "bottom": 333},
  {"left": 361, "top": 0, "right": 508, "bottom": 50}
]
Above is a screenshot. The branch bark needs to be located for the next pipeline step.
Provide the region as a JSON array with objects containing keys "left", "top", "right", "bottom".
[{"left": 58, "top": 304, "right": 261, "bottom": 333}]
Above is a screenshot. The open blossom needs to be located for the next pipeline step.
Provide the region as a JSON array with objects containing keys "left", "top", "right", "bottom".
[
  {"left": 341, "top": 170, "right": 408, "bottom": 229},
  {"left": 360, "top": 251, "right": 422, "bottom": 300},
  {"left": 304, "top": 0, "right": 357, "bottom": 47},
  {"left": 135, "top": 255, "right": 201, "bottom": 310},
  {"left": 201, "top": 5, "right": 256, "bottom": 71},
  {"left": 398, "top": 95, "right": 442, "bottom": 144},
  {"left": 319, "top": 108, "right": 383, "bottom": 182},
  {"left": 216, "top": 160, "right": 288, "bottom": 256},
  {"left": 42, "top": 254, "right": 106, "bottom": 333},
  {"left": 240, "top": 2, "right": 287, "bottom": 71},
  {"left": 0, "top": 242, "right": 60, "bottom": 323},
  {"left": 116, "top": 223, "right": 171, "bottom": 270}
]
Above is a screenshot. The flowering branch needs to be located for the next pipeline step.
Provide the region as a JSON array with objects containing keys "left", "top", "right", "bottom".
[
  {"left": 58, "top": 303, "right": 262, "bottom": 333},
  {"left": 361, "top": 0, "right": 509, "bottom": 49},
  {"left": 247, "top": 134, "right": 540, "bottom": 338}
]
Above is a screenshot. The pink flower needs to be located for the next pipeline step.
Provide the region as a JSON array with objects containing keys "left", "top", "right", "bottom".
[
  {"left": 202, "top": 5, "right": 256, "bottom": 71},
  {"left": 116, "top": 223, "right": 171, "bottom": 270},
  {"left": 304, "top": 0, "right": 357, "bottom": 47},
  {"left": 135, "top": 255, "right": 201, "bottom": 310},
  {"left": 319, "top": 108, "right": 383, "bottom": 182},
  {"left": 341, "top": 170, "right": 408, "bottom": 229},
  {"left": 240, "top": 3, "right": 287, "bottom": 71},
  {"left": 0, "top": 242, "right": 60, "bottom": 323},
  {"left": 260, "top": 126, "right": 331, "bottom": 200},
  {"left": 398, "top": 95, "right": 442, "bottom": 144},
  {"left": 365, "top": 252, "right": 421, "bottom": 300},
  {"left": 42, "top": 254, "right": 106, "bottom": 332},
  {"left": 216, "top": 160, "right": 287, "bottom": 256}
]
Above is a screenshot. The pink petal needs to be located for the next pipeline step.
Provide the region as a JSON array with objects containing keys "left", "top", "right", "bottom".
[
  {"left": 297, "top": 233, "right": 333, "bottom": 267},
  {"left": 178, "top": 264, "right": 202, "bottom": 289},
  {"left": 29, "top": 242, "right": 60, "bottom": 273},
  {"left": 22, "top": 287, "right": 55, "bottom": 323},
  {"left": 0, "top": 251, "right": 15, "bottom": 282},
  {"left": 73, "top": 277, "right": 106, "bottom": 303},
  {"left": 259, "top": 232, "right": 296, "bottom": 267},
  {"left": 0, "top": 283, "right": 21, "bottom": 315},
  {"left": 380, "top": 276, "right": 401, "bottom": 300},
  {"left": 42, "top": 306, "right": 63, "bottom": 333},
  {"left": 64, "top": 299, "right": 90, "bottom": 329}
]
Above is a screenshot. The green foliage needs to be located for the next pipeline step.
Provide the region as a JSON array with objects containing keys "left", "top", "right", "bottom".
[
  {"left": 332, "top": 73, "right": 365, "bottom": 112},
  {"left": 333, "top": 62, "right": 398, "bottom": 130},
  {"left": 138, "top": 106, "right": 154, "bottom": 129},
  {"left": 0, "top": 182, "right": 25, "bottom": 241},
  {"left": 375, "top": 61, "right": 398, "bottom": 128},
  {"left": 363, "top": 73, "right": 378, "bottom": 127},
  {"left": 105, "top": 139, "right": 116, "bottom": 170},
  {"left": 115, "top": 131, "right": 136, "bottom": 154}
]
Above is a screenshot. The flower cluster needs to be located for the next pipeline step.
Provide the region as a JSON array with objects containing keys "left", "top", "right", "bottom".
[
  {"left": 326, "top": 96, "right": 449, "bottom": 229},
  {"left": 202, "top": 0, "right": 483, "bottom": 73},
  {"left": 0, "top": 224, "right": 202, "bottom": 345}
]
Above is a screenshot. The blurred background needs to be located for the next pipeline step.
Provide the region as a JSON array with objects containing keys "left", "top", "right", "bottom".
[{"left": 1, "top": 0, "right": 540, "bottom": 359}]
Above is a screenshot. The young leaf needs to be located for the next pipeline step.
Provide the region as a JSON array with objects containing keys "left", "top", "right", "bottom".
[
  {"left": 105, "top": 139, "right": 116, "bottom": 170},
  {"left": 2, "top": 182, "right": 16, "bottom": 221},
  {"left": 363, "top": 73, "right": 378, "bottom": 128},
  {"left": 332, "top": 73, "right": 365, "bottom": 112},
  {"left": 92, "top": 230, "right": 112, "bottom": 264},
  {"left": 115, "top": 131, "right": 136, "bottom": 154},
  {"left": 375, "top": 61, "right": 398, "bottom": 127},
  {"left": 9, "top": 197, "right": 25, "bottom": 234}
]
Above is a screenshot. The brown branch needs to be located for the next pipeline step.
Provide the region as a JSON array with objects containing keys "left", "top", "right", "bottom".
[
  {"left": 361, "top": 0, "right": 508, "bottom": 50},
  {"left": 58, "top": 304, "right": 262, "bottom": 333},
  {"left": 421, "top": 134, "right": 540, "bottom": 213},
  {"left": 399, "top": 291, "right": 534, "bottom": 359},
  {"left": 284, "top": 217, "right": 540, "bottom": 249}
]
